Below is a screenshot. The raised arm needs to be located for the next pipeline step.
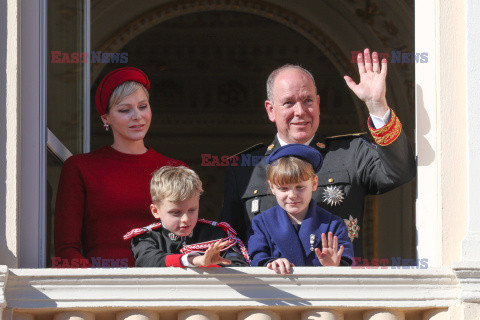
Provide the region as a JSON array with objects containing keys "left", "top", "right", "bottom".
[{"left": 344, "top": 48, "right": 416, "bottom": 192}]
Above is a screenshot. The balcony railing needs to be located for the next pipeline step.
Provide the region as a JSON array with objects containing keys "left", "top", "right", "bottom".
[{"left": 1, "top": 265, "right": 478, "bottom": 320}]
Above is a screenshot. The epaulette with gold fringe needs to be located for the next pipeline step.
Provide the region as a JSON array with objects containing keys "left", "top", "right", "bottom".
[
  {"left": 326, "top": 132, "right": 367, "bottom": 140},
  {"left": 229, "top": 143, "right": 265, "bottom": 159}
]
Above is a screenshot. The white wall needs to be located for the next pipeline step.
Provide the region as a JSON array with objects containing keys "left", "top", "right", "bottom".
[
  {"left": 0, "top": 0, "right": 20, "bottom": 268},
  {"left": 463, "top": 0, "right": 480, "bottom": 261}
]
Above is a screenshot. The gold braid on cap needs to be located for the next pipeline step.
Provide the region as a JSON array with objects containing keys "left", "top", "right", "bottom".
[{"left": 368, "top": 108, "right": 402, "bottom": 146}]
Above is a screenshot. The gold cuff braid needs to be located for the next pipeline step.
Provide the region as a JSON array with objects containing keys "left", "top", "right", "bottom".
[{"left": 368, "top": 108, "right": 402, "bottom": 146}]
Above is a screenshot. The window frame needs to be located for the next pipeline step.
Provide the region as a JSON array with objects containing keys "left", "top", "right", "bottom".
[
  {"left": 19, "top": 0, "right": 91, "bottom": 268},
  {"left": 19, "top": 0, "right": 436, "bottom": 268},
  {"left": 19, "top": 0, "right": 47, "bottom": 268}
]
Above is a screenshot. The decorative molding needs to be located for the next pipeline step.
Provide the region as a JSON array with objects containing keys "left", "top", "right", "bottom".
[
  {"left": 5, "top": 267, "right": 458, "bottom": 309},
  {"left": 92, "top": 0, "right": 357, "bottom": 93},
  {"left": 452, "top": 262, "right": 480, "bottom": 303},
  {"left": 91, "top": 0, "right": 415, "bottom": 132},
  {"left": 88, "top": 0, "right": 372, "bottom": 131}
]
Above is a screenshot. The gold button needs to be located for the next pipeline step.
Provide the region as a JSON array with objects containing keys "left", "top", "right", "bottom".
[
  {"left": 267, "top": 144, "right": 274, "bottom": 151},
  {"left": 328, "top": 178, "right": 334, "bottom": 183},
  {"left": 254, "top": 190, "right": 258, "bottom": 194}
]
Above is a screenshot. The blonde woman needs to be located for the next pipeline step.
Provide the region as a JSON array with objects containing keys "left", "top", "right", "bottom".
[{"left": 54, "top": 67, "right": 186, "bottom": 267}]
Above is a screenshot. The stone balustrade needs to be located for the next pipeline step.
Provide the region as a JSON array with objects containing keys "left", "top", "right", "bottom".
[
  {"left": 3, "top": 307, "right": 452, "bottom": 320},
  {"left": 0, "top": 266, "right": 478, "bottom": 320}
]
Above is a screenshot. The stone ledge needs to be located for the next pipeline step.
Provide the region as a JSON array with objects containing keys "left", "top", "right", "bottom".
[
  {"left": 0, "top": 265, "right": 7, "bottom": 309},
  {"left": 4, "top": 267, "right": 458, "bottom": 309}
]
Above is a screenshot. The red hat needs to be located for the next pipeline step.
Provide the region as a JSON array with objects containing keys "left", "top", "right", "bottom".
[{"left": 95, "top": 67, "right": 150, "bottom": 116}]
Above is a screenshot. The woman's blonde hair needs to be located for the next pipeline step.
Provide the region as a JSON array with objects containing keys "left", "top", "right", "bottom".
[
  {"left": 150, "top": 166, "right": 204, "bottom": 204},
  {"left": 266, "top": 156, "right": 316, "bottom": 186},
  {"left": 108, "top": 81, "right": 149, "bottom": 112}
]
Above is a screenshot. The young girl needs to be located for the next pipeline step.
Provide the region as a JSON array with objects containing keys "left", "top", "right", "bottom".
[{"left": 247, "top": 144, "right": 354, "bottom": 274}]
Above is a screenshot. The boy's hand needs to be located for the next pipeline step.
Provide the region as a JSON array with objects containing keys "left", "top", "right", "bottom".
[
  {"left": 267, "top": 258, "right": 294, "bottom": 274},
  {"left": 315, "top": 232, "right": 344, "bottom": 267},
  {"left": 191, "top": 240, "right": 232, "bottom": 267}
]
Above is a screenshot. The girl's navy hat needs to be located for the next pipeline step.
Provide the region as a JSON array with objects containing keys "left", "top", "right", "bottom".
[{"left": 266, "top": 144, "right": 323, "bottom": 172}]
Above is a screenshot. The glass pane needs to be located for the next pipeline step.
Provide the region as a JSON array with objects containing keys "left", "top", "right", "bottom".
[
  {"left": 47, "top": 0, "right": 86, "bottom": 154},
  {"left": 46, "top": 0, "right": 87, "bottom": 265},
  {"left": 46, "top": 150, "right": 64, "bottom": 267}
]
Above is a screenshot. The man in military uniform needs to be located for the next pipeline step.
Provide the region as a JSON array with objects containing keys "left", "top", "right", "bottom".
[{"left": 220, "top": 49, "right": 416, "bottom": 257}]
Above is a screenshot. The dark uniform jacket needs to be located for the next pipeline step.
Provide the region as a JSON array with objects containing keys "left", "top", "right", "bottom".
[
  {"left": 129, "top": 221, "right": 250, "bottom": 267},
  {"left": 248, "top": 199, "right": 354, "bottom": 267},
  {"left": 220, "top": 130, "right": 416, "bottom": 257}
]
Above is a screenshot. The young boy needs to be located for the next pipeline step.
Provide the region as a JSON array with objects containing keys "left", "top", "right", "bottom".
[
  {"left": 124, "top": 166, "right": 250, "bottom": 267},
  {"left": 247, "top": 144, "right": 354, "bottom": 274}
]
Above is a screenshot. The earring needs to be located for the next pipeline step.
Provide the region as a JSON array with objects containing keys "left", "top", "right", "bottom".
[{"left": 103, "top": 123, "right": 110, "bottom": 132}]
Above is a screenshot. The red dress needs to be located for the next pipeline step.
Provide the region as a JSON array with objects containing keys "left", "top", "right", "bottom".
[{"left": 54, "top": 146, "right": 187, "bottom": 267}]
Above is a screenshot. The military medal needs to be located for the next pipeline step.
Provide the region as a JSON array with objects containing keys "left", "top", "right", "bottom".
[
  {"left": 343, "top": 215, "right": 360, "bottom": 242},
  {"left": 310, "top": 234, "right": 316, "bottom": 251},
  {"left": 251, "top": 198, "right": 260, "bottom": 214},
  {"left": 322, "top": 185, "right": 344, "bottom": 206}
]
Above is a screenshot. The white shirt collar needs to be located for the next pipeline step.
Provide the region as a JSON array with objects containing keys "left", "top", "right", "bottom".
[{"left": 276, "top": 134, "right": 315, "bottom": 147}]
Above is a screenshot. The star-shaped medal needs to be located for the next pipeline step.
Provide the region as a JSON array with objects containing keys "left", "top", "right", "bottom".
[{"left": 322, "top": 185, "right": 344, "bottom": 206}]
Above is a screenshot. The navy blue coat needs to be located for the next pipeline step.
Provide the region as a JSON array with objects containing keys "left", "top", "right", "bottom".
[{"left": 247, "top": 199, "right": 354, "bottom": 267}]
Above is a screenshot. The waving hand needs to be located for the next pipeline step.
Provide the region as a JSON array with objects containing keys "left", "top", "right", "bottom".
[{"left": 344, "top": 48, "right": 389, "bottom": 117}]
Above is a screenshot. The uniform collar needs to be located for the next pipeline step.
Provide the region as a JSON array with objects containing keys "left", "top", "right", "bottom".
[
  {"left": 265, "top": 132, "right": 327, "bottom": 156},
  {"left": 276, "top": 134, "right": 315, "bottom": 147},
  {"left": 161, "top": 227, "right": 193, "bottom": 241}
]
